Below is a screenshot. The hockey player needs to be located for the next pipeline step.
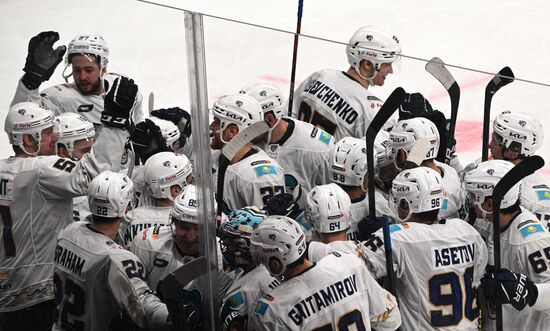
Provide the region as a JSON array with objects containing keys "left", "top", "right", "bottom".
[
  {"left": 119, "top": 151, "right": 193, "bottom": 249},
  {"left": 53, "top": 170, "right": 173, "bottom": 330},
  {"left": 11, "top": 31, "right": 144, "bottom": 126},
  {"left": 210, "top": 94, "right": 285, "bottom": 211},
  {"left": 240, "top": 82, "right": 334, "bottom": 206},
  {"left": 390, "top": 117, "right": 466, "bottom": 220},
  {"left": 463, "top": 159, "right": 550, "bottom": 330},
  {"left": 150, "top": 107, "right": 194, "bottom": 161},
  {"left": 0, "top": 77, "right": 136, "bottom": 330},
  {"left": 219, "top": 207, "right": 281, "bottom": 331},
  {"left": 248, "top": 215, "right": 401, "bottom": 330},
  {"left": 360, "top": 167, "right": 487, "bottom": 330},
  {"left": 53, "top": 112, "right": 96, "bottom": 222},
  {"left": 306, "top": 183, "right": 351, "bottom": 244},
  {"left": 330, "top": 133, "right": 396, "bottom": 240},
  {"left": 489, "top": 110, "right": 550, "bottom": 224},
  {"left": 290, "top": 25, "right": 400, "bottom": 139}
]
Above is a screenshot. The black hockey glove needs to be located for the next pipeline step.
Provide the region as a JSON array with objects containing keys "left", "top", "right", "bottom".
[
  {"left": 263, "top": 192, "right": 302, "bottom": 219},
  {"left": 129, "top": 119, "right": 172, "bottom": 164},
  {"left": 22, "top": 31, "right": 67, "bottom": 90},
  {"left": 151, "top": 107, "right": 192, "bottom": 138},
  {"left": 102, "top": 76, "right": 138, "bottom": 129},
  {"left": 481, "top": 268, "right": 538, "bottom": 311},
  {"left": 158, "top": 274, "right": 204, "bottom": 331},
  {"left": 418, "top": 109, "right": 456, "bottom": 162},
  {"left": 357, "top": 215, "right": 388, "bottom": 241},
  {"left": 398, "top": 92, "right": 433, "bottom": 120}
]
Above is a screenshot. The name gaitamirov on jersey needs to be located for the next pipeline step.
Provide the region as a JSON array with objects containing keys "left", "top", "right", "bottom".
[
  {"left": 432, "top": 242, "right": 475, "bottom": 270},
  {"left": 54, "top": 244, "right": 86, "bottom": 277},
  {"left": 288, "top": 274, "right": 358, "bottom": 326},
  {"left": 304, "top": 81, "right": 358, "bottom": 124}
]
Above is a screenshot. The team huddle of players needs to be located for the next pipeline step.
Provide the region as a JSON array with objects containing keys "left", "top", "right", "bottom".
[{"left": 0, "top": 25, "right": 549, "bottom": 331}]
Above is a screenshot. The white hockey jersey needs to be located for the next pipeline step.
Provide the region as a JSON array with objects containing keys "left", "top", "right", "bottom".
[
  {"left": 72, "top": 196, "right": 91, "bottom": 223},
  {"left": 361, "top": 219, "right": 488, "bottom": 331},
  {"left": 520, "top": 172, "right": 550, "bottom": 225},
  {"left": 0, "top": 126, "right": 127, "bottom": 312},
  {"left": 53, "top": 222, "right": 168, "bottom": 330},
  {"left": 118, "top": 206, "right": 171, "bottom": 249},
  {"left": 11, "top": 73, "right": 145, "bottom": 125},
  {"left": 220, "top": 265, "right": 281, "bottom": 330},
  {"left": 249, "top": 252, "right": 401, "bottom": 331},
  {"left": 347, "top": 189, "right": 394, "bottom": 241},
  {"left": 290, "top": 69, "right": 395, "bottom": 140},
  {"left": 223, "top": 148, "right": 285, "bottom": 212},
  {"left": 436, "top": 161, "right": 467, "bottom": 220},
  {"left": 262, "top": 118, "right": 334, "bottom": 208},
  {"left": 492, "top": 210, "right": 550, "bottom": 331}
]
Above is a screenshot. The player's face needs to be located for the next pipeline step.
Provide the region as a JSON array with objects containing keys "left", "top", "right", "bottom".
[
  {"left": 38, "top": 126, "right": 58, "bottom": 156},
  {"left": 173, "top": 220, "right": 199, "bottom": 256},
  {"left": 71, "top": 55, "right": 103, "bottom": 95},
  {"left": 70, "top": 137, "right": 94, "bottom": 160},
  {"left": 372, "top": 63, "right": 394, "bottom": 87},
  {"left": 489, "top": 133, "right": 504, "bottom": 160},
  {"left": 209, "top": 118, "right": 224, "bottom": 150}
]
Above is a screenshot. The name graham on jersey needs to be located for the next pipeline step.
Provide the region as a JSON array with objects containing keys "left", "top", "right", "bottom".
[
  {"left": 304, "top": 81, "right": 358, "bottom": 124},
  {"left": 288, "top": 274, "right": 357, "bottom": 326},
  {"left": 432, "top": 243, "right": 475, "bottom": 270},
  {"left": 54, "top": 245, "right": 86, "bottom": 277}
]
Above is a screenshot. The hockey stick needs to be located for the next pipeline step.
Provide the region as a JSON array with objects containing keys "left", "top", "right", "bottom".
[
  {"left": 481, "top": 67, "right": 514, "bottom": 161},
  {"left": 215, "top": 121, "right": 271, "bottom": 220},
  {"left": 366, "top": 87, "right": 406, "bottom": 296},
  {"left": 425, "top": 57, "right": 460, "bottom": 164},
  {"left": 286, "top": 0, "right": 304, "bottom": 117},
  {"left": 492, "top": 155, "right": 544, "bottom": 331},
  {"left": 148, "top": 91, "right": 155, "bottom": 116}
]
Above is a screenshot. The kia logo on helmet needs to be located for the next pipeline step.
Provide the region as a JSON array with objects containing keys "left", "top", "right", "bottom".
[{"left": 509, "top": 132, "right": 527, "bottom": 140}]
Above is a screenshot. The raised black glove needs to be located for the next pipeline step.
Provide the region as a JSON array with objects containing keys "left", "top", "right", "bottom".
[
  {"left": 22, "top": 31, "right": 67, "bottom": 90},
  {"left": 418, "top": 110, "right": 454, "bottom": 162},
  {"left": 157, "top": 274, "right": 204, "bottom": 331},
  {"left": 129, "top": 119, "right": 172, "bottom": 164},
  {"left": 263, "top": 192, "right": 302, "bottom": 219},
  {"left": 102, "top": 76, "right": 138, "bottom": 128},
  {"left": 398, "top": 92, "right": 433, "bottom": 120},
  {"left": 481, "top": 268, "right": 538, "bottom": 311},
  {"left": 151, "top": 107, "right": 192, "bottom": 138},
  {"left": 357, "top": 215, "right": 388, "bottom": 241}
]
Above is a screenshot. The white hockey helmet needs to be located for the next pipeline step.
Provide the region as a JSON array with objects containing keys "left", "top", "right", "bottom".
[
  {"left": 5, "top": 102, "right": 54, "bottom": 156},
  {"left": 212, "top": 94, "right": 263, "bottom": 133},
  {"left": 390, "top": 117, "right": 440, "bottom": 163},
  {"left": 239, "top": 82, "right": 285, "bottom": 122},
  {"left": 346, "top": 25, "right": 401, "bottom": 81},
  {"left": 170, "top": 184, "right": 198, "bottom": 224},
  {"left": 493, "top": 111, "right": 544, "bottom": 157},
  {"left": 307, "top": 183, "right": 351, "bottom": 234},
  {"left": 144, "top": 151, "right": 193, "bottom": 199},
  {"left": 463, "top": 160, "right": 520, "bottom": 210},
  {"left": 149, "top": 116, "right": 181, "bottom": 148},
  {"left": 390, "top": 167, "right": 444, "bottom": 222},
  {"left": 88, "top": 170, "right": 134, "bottom": 218},
  {"left": 53, "top": 113, "right": 95, "bottom": 158},
  {"left": 66, "top": 34, "right": 109, "bottom": 68},
  {"left": 250, "top": 215, "right": 307, "bottom": 277}
]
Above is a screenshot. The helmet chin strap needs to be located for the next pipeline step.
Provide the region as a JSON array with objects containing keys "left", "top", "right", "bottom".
[
  {"left": 396, "top": 209, "right": 412, "bottom": 223},
  {"left": 475, "top": 202, "right": 492, "bottom": 220},
  {"left": 354, "top": 64, "right": 378, "bottom": 86}
]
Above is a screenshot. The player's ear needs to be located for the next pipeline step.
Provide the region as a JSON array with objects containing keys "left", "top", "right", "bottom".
[
  {"left": 484, "top": 197, "right": 494, "bottom": 212},
  {"left": 268, "top": 257, "right": 283, "bottom": 275},
  {"left": 22, "top": 134, "right": 38, "bottom": 152},
  {"left": 227, "top": 124, "right": 240, "bottom": 140},
  {"left": 170, "top": 185, "right": 182, "bottom": 199},
  {"left": 57, "top": 144, "right": 69, "bottom": 158}
]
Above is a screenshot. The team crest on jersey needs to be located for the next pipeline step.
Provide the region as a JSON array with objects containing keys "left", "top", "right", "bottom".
[
  {"left": 536, "top": 190, "right": 550, "bottom": 201},
  {"left": 254, "top": 165, "right": 277, "bottom": 177},
  {"left": 520, "top": 223, "right": 544, "bottom": 237}
]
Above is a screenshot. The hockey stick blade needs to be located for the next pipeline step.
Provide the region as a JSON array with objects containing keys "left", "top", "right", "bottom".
[
  {"left": 171, "top": 256, "right": 210, "bottom": 286},
  {"left": 402, "top": 138, "right": 432, "bottom": 170},
  {"left": 148, "top": 91, "right": 154, "bottom": 116},
  {"left": 216, "top": 121, "right": 271, "bottom": 217},
  {"left": 481, "top": 67, "right": 514, "bottom": 161},
  {"left": 492, "top": 155, "right": 544, "bottom": 331},
  {"left": 425, "top": 57, "right": 460, "bottom": 164}
]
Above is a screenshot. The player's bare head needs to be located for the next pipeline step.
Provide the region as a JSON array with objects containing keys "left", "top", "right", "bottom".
[
  {"left": 170, "top": 185, "right": 200, "bottom": 256},
  {"left": 6, "top": 102, "right": 56, "bottom": 157},
  {"left": 463, "top": 160, "right": 520, "bottom": 220},
  {"left": 211, "top": 94, "right": 263, "bottom": 145},
  {"left": 307, "top": 184, "right": 351, "bottom": 242},
  {"left": 390, "top": 167, "right": 443, "bottom": 223},
  {"left": 491, "top": 111, "right": 543, "bottom": 162},
  {"left": 53, "top": 113, "right": 95, "bottom": 160},
  {"left": 219, "top": 206, "right": 266, "bottom": 270},
  {"left": 250, "top": 216, "right": 307, "bottom": 277},
  {"left": 144, "top": 152, "right": 193, "bottom": 201},
  {"left": 346, "top": 25, "right": 401, "bottom": 86},
  {"left": 88, "top": 171, "right": 134, "bottom": 223},
  {"left": 390, "top": 118, "right": 439, "bottom": 171},
  {"left": 62, "top": 34, "right": 109, "bottom": 95}
]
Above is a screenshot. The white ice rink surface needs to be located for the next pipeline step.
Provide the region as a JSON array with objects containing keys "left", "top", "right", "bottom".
[{"left": 1, "top": 0, "right": 549, "bottom": 176}]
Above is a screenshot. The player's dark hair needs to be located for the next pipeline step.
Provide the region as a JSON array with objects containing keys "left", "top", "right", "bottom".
[
  {"left": 414, "top": 209, "right": 439, "bottom": 223},
  {"left": 500, "top": 199, "right": 521, "bottom": 215},
  {"left": 92, "top": 214, "right": 119, "bottom": 224},
  {"left": 287, "top": 252, "right": 307, "bottom": 270}
]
